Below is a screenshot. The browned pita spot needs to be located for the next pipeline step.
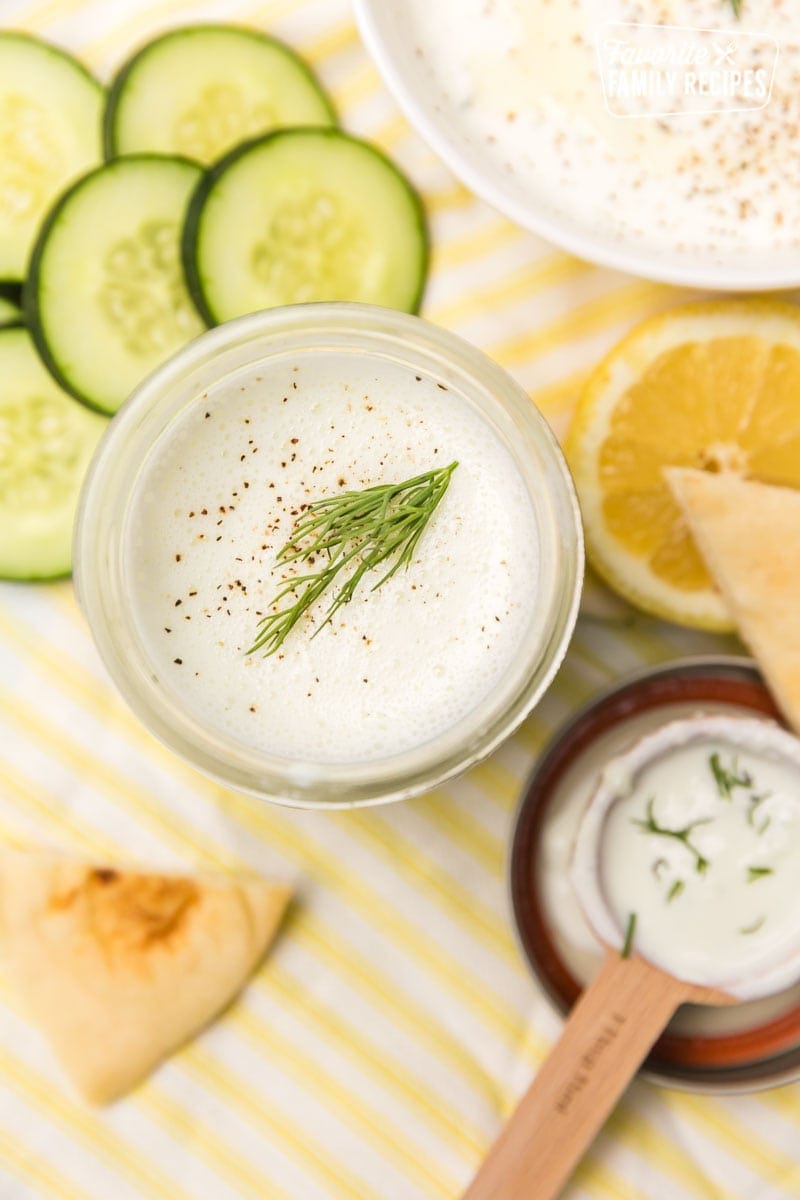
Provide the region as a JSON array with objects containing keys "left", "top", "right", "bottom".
[
  {"left": 49, "top": 869, "right": 200, "bottom": 961},
  {"left": 0, "top": 848, "right": 291, "bottom": 1103},
  {"left": 666, "top": 468, "right": 800, "bottom": 734}
]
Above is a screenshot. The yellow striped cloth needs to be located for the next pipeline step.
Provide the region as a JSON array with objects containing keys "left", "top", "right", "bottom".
[{"left": 1, "top": 1, "right": 799, "bottom": 1197}]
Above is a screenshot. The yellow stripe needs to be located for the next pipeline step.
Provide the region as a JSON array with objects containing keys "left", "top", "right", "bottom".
[
  {"left": 138, "top": 1088, "right": 296, "bottom": 1200},
  {"left": 327, "top": 60, "right": 382, "bottom": 111},
  {"left": 231, "top": 1004, "right": 459, "bottom": 1197},
  {"left": 347, "top": 809, "right": 518, "bottom": 966},
  {"left": 289, "top": 920, "right": 501, "bottom": 1107},
  {"left": 240, "top": 0, "right": 315, "bottom": 21},
  {"left": 412, "top": 787, "right": 503, "bottom": 877},
  {"left": 0, "top": 1123, "right": 90, "bottom": 1200},
  {"left": 297, "top": 19, "right": 360, "bottom": 65},
  {"left": 0, "top": 760, "right": 113, "bottom": 855},
  {"left": 72, "top": 0, "right": 220, "bottom": 64},
  {"left": 669, "top": 1094, "right": 800, "bottom": 1191},
  {"left": 432, "top": 218, "right": 524, "bottom": 270},
  {"left": 224, "top": 785, "right": 524, "bottom": 1041},
  {"left": 467, "top": 756, "right": 523, "bottom": 811},
  {"left": 568, "top": 629, "right": 624, "bottom": 682},
  {"left": 11, "top": 0, "right": 88, "bottom": 32},
  {"left": 529, "top": 367, "right": 592, "bottom": 421},
  {"left": 0, "top": 1033, "right": 193, "bottom": 1200},
  {"left": 267, "top": 964, "right": 486, "bottom": 1153},
  {"left": 574, "top": 1153, "right": 658, "bottom": 1200},
  {"left": 181, "top": 1046, "right": 375, "bottom": 1200},
  {"left": 429, "top": 251, "right": 591, "bottom": 329},
  {"left": 370, "top": 113, "right": 411, "bottom": 152},
  {"left": 487, "top": 281, "right": 683, "bottom": 367},
  {"left": 759, "top": 1084, "right": 800, "bottom": 1121},
  {"left": 429, "top": 180, "right": 479, "bottom": 213},
  {"left": 606, "top": 1101, "right": 731, "bottom": 1200},
  {"left": 511, "top": 658, "right": 605, "bottom": 757}
]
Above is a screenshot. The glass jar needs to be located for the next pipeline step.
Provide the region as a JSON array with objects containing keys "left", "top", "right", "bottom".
[{"left": 74, "top": 303, "right": 583, "bottom": 807}]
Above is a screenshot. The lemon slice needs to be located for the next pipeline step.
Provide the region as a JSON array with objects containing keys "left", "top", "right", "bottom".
[{"left": 566, "top": 300, "right": 800, "bottom": 629}]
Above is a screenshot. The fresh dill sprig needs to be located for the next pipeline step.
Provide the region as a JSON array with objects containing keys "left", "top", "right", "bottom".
[
  {"left": 747, "top": 866, "right": 773, "bottom": 882},
  {"left": 631, "top": 796, "right": 712, "bottom": 874},
  {"left": 709, "top": 752, "right": 753, "bottom": 800},
  {"left": 621, "top": 912, "right": 637, "bottom": 959},
  {"left": 651, "top": 857, "right": 668, "bottom": 881},
  {"left": 740, "top": 916, "right": 765, "bottom": 935},
  {"left": 667, "top": 879, "right": 685, "bottom": 903},
  {"left": 247, "top": 461, "right": 458, "bottom": 657},
  {"left": 728, "top": 0, "right": 742, "bottom": 18},
  {"left": 746, "top": 792, "right": 771, "bottom": 834}
]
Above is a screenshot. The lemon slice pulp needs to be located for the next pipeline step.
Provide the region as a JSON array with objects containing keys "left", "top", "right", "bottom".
[{"left": 566, "top": 300, "right": 800, "bottom": 629}]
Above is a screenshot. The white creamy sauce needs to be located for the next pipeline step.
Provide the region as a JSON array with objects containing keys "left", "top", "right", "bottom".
[
  {"left": 125, "top": 352, "right": 539, "bottom": 764},
  {"left": 401, "top": 0, "right": 799, "bottom": 260},
  {"left": 537, "top": 704, "right": 800, "bottom": 1031},
  {"left": 572, "top": 716, "right": 800, "bottom": 1000}
]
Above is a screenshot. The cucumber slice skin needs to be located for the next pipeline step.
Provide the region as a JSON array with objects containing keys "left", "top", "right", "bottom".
[
  {"left": 104, "top": 24, "right": 336, "bottom": 164},
  {"left": 182, "top": 127, "right": 429, "bottom": 325},
  {"left": 0, "top": 326, "right": 107, "bottom": 581},
  {"left": 25, "top": 154, "right": 204, "bottom": 417},
  {"left": 0, "top": 31, "right": 104, "bottom": 283}
]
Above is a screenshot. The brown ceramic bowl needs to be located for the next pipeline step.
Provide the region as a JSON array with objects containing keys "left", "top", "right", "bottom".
[{"left": 510, "top": 655, "right": 800, "bottom": 1093}]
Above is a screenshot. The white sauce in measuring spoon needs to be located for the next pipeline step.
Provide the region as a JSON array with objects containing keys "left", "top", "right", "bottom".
[{"left": 572, "top": 716, "right": 800, "bottom": 1000}]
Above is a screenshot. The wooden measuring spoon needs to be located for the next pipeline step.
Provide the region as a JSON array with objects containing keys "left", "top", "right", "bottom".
[{"left": 461, "top": 948, "right": 732, "bottom": 1200}]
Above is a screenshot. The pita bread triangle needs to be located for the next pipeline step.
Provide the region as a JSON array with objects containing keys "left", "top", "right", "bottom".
[
  {"left": 666, "top": 468, "right": 800, "bottom": 734},
  {"left": 0, "top": 846, "right": 291, "bottom": 1103}
]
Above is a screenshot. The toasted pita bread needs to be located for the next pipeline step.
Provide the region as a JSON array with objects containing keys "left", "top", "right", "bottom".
[
  {"left": 0, "top": 847, "right": 291, "bottom": 1103},
  {"left": 666, "top": 468, "right": 800, "bottom": 733}
]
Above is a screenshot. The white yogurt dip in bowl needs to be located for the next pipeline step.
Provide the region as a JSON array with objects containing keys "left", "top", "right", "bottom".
[
  {"left": 572, "top": 715, "right": 800, "bottom": 1002},
  {"left": 75, "top": 303, "right": 582, "bottom": 807},
  {"left": 355, "top": 0, "right": 800, "bottom": 289}
]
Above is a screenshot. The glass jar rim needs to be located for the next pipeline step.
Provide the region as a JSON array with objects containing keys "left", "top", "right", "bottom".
[{"left": 74, "top": 303, "right": 583, "bottom": 808}]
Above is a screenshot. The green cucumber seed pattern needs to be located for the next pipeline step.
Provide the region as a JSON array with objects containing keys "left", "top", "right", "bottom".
[
  {"left": 0, "top": 94, "right": 61, "bottom": 227},
  {"left": 0, "top": 392, "right": 83, "bottom": 510},
  {"left": 100, "top": 219, "right": 199, "bottom": 357},
  {"left": 251, "top": 192, "right": 367, "bottom": 303},
  {"left": 174, "top": 84, "right": 278, "bottom": 162}
]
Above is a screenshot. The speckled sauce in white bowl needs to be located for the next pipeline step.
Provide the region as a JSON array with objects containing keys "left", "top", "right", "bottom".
[{"left": 355, "top": 0, "right": 800, "bottom": 289}]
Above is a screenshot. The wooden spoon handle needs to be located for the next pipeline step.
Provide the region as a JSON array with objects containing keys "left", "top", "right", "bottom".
[{"left": 462, "top": 953, "right": 687, "bottom": 1200}]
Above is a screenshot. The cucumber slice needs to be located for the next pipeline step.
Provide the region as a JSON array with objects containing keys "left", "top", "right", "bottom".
[
  {"left": 105, "top": 25, "right": 335, "bottom": 165},
  {"left": 0, "top": 295, "right": 21, "bottom": 327},
  {"left": 0, "top": 33, "right": 103, "bottom": 283},
  {"left": 183, "top": 129, "right": 428, "bottom": 323},
  {"left": 26, "top": 155, "right": 205, "bottom": 415},
  {"left": 0, "top": 326, "right": 107, "bottom": 580}
]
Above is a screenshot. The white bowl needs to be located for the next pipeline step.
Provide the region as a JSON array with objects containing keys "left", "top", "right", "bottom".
[{"left": 354, "top": 0, "right": 800, "bottom": 292}]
